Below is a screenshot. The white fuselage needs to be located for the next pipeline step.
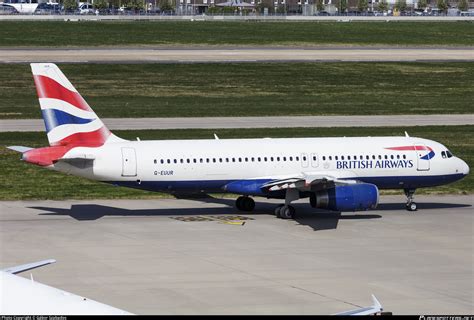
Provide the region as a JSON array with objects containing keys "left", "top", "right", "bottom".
[{"left": 54, "top": 136, "right": 469, "bottom": 196}]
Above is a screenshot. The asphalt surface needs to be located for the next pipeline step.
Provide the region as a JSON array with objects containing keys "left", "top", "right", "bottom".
[
  {"left": 1, "top": 114, "right": 473, "bottom": 132},
  {"left": 1, "top": 48, "right": 474, "bottom": 63},
  {"left": 0, "top": 195, "right": 472, "bottom": 314}
]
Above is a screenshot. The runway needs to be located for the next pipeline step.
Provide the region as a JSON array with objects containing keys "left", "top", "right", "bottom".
[
  {"left": 1, "top": 114, "right": 473, "bottom": 132},
  {"left": 1, "top": 47, "right": 474, "bottom": 63},
  {"left": 1, "top": 195, "right": 472, "bottom": 314}
]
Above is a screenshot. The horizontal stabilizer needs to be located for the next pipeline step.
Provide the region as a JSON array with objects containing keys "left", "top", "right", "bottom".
[
  {"left": 6, "top": 146, "right": 33, "bottom": 153},
  {"left": 2, "top": 259, "right": 56, "bottom": 274}
]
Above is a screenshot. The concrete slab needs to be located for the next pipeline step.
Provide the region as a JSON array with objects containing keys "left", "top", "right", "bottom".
[{"left": 0, "top": 195, "right": 472, "bottom": 314}]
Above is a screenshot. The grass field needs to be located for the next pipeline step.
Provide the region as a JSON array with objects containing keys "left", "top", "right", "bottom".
[
  {"left": 1, "top": 21, "right": 473, "bottom": 47},
  {"left": 1, "top": 62, "right": 473, "bottom": 119},
  {"left": 0, "top": 125, "right": 471, "bottom": 200}
]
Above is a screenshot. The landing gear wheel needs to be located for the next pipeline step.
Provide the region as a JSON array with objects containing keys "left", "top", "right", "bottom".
[
  {"left": 274, "top": 204, "right": 284, "bottom": 217},
  {"left": 235, "top": 196, "right": 255, "bottom": 212},
  {"left": 279, "top": 205, "right": 295, "bottom": 219},
  {"left": 407, "top": 202, "right": 417, "bottom": 211}
]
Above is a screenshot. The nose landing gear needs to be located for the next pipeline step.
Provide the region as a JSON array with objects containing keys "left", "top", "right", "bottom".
[{"left": 404, "top": 189, "right": 417, "bottom": 211}]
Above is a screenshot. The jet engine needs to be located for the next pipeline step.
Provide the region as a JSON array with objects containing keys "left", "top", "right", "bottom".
[{"left": 310, "top": 183, "right": 379, "bottom": 212}]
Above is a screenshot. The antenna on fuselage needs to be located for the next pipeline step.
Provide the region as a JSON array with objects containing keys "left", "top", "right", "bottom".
[
  {"left": 214, "top": 133, "right": 219, "bottom": 140},
  {"left": 405, "top": 131, "right": 410, "bottom": 138}
]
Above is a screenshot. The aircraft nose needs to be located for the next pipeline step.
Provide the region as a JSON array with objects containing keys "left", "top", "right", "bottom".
[{"left": 461, "top": 160, "right": 470, "bottom": 176}]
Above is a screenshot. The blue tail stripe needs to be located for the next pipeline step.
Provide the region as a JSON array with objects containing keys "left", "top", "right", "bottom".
[{"left": 41, "top": 109, "right": 95, "bottom": 132}]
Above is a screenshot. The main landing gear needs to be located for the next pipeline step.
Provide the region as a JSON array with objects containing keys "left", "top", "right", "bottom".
[
  {"left": 404, "top": 188, "right": 417, "bottom": 211},
  {"left": 274, "top": 189, "right": 299, "bottom": 219},
  {"left": 235, "top": 196, "right": 255, "bottom": 212}
]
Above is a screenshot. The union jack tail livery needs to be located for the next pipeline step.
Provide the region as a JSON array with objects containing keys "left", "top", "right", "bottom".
[{"left": 31, "top": 63, "right": 121, "bottom": 147}]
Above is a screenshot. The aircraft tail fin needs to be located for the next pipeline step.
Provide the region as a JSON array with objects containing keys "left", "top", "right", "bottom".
[{"left": 31, "top": 63, "right": 123, "bottom": 147}]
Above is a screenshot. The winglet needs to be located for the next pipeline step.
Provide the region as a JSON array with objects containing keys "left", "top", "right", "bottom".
[
  {"left": 371, "top": 294, "right": 382, "bottom": 311},
  {"left": 6, "top": 146, "right": 33, "bottom": 153},
  {"left": 333, "top": 294, "right": 383, "bottom": 316},
  {"left": 2, "top": 259, "right": 56, "bottom": 274}
]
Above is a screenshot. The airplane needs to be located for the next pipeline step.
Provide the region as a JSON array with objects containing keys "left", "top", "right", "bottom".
[
  {"left": 0, "top": 259, "right": 132, "bottom": 314},
  {"left": 7, "top": 63, "right": 470, "bottom": 219}
]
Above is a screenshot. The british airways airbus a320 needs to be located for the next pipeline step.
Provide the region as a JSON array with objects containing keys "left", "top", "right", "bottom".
[{"left": 8, "top": 64, "right": 470, "bottom": 219}]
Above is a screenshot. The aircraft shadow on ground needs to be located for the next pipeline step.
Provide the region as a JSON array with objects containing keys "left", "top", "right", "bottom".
[{"left": 28, "top": 198, "right": 470, "bottom": 231}]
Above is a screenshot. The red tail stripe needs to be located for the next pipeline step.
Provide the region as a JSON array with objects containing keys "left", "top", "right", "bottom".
[
  {"left": 386, "top": 146, "right": 433, "bottom": 151},
  {"left": 33, "top": 75, "right": 92, "bottom": 112},
  {"left": 51, "top": 126, "right": 111, "bottom": 147}
]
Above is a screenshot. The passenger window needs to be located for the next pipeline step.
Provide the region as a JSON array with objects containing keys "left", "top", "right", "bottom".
[
  {"left": 258, "top": 157, "right": 261, "bottom": 162},
  {"left": 161, "top": 159, "right": 164, "bottom": 164},
  {"left": 232, "top": 158, "right": 235, "bottom": 162},
  {"left": 335, "top": 156, "right": 338, "bottom": 160},
  {"left": 251, "top": 157, "right": 255, "bottom": 162},
  {"left": 174, "top": 159, "right": 177, "bottom": 164},
  {"left": 289, "top": 156, "right": 293, "bottom": 161},
  {"left": 403, "top": 155, "right": 406, "bottom": 159},
  {"left": 264, "top": 157, "right": 268, "bottom": 162},
  {"left": 322, "top": 156, "right": 326, "bottom": 161},
  {"left": 303, "top": 156, "right": 306, "bottom": 161},
  {"left": 154, "top": 159, "right": 157, "bottom": 164},
  {"left": 193, "top": 159, "right": 197, "bottom": 163},
  {"left": 277, "top": 157, "right": 280, "bottom": 161},
  {"left": 167, "top": 159, "right": 171, "bottom": 164},
  {"left": 219, "top": 158, "right": 222, "bottom": 163},
  {"left": 378, "top": 155, "right": 382, "bottom": 160},
  {"left": 200, "top": 158, "right": 203, "bottom": 163},
  {"left": 213, "top": 158, "right": 216, "bottom": 163},
  {"left": 245, "top": 157, "right": 248, "bottom": 162},
  {"left": 283, "top": 157, "right": 286, "bottom": 161},
  {"left": 206, "top": 158, "right": 210, "bottom": 163},
  {"left": 348, "top": 156, "right": 351, "bottom": 160},
  {"left": 341, "top": 156, "right": 344, "bottom": 160},
  {"left": 296, "top": 156, "right": 299, "bottom": 161},
  {"left": 390, "top": 155, "right": 394, "bottom": 160},
  {"left": 366, "top": 155, "right": 369, "bottom": 160},
  {"left": 187, "top": 159, "right": 190, "bottom": 163},
  {"left": 238, "top": 158, "right": 242, "bottom": 162},
  {"left": 372, "top": 155, "right": 376, "bottom": 160},
  {"left": 329, "top": 156, "right": 332, "bottom": 161},
  {"left": 226, "top": 158, "right": 229, "bottom": 162},
  {"left": 397, "top": 155, "right": 400, "bottom": 159}
]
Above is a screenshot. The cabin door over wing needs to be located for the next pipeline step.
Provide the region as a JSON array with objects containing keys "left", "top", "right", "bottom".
[{"left": 122, "top": 147, "right": 137, "bottom": 177}]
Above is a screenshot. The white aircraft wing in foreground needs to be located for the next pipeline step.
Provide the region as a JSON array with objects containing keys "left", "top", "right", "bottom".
[{"left": 0, "top": 259, "right": 132, "bottom": 315}]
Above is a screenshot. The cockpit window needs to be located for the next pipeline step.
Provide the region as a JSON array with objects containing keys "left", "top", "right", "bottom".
[
  {"left": 441, "top": 151, "right": 447, "bottom": 159},
  {"left": 446, "top": 150, "right": 453, "bottom": 158}
]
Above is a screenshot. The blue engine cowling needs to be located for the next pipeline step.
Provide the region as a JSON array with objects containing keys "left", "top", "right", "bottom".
[{"left": 310, "top": 183, "right": 379, "bottom": 212}]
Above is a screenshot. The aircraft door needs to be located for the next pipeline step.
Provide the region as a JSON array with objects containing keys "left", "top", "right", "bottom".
[
  {"left": 121, "top": 147, "right": 137, "bottom": 177},
  {"left": 310, "top": 153, "right": 319, "bottom": 168},
  {"left": 301, "top": 153, "right": 309, "bottom": 168},
  {"left": 415, "top": 144, "right": 430, "bottom": 171}
]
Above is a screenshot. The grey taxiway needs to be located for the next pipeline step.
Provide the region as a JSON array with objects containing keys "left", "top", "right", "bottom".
[{"left": 0, "top": 195, "right": 472, "bottom": 314}]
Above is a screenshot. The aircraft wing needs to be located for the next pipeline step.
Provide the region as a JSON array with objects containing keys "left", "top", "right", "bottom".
[
  {"left": 260, "top": 171, "right": 358, "bottom": 193},
  {"left": 334, "top": 295, "right": 383, "bottom": 316},
  {"left": 2, "top": 259, "right": 56, "bottom": 275}
]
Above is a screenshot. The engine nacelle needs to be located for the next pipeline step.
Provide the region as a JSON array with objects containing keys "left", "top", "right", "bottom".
[{"left": 310, "top": 183, "right": 379, "bottom": 212}]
